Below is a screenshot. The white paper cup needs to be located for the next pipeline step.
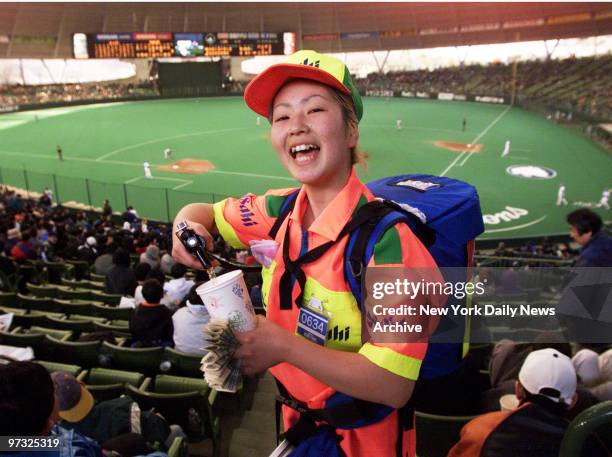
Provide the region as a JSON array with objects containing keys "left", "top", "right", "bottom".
[
  {"left": 499, "top": 394, "right": 519, "bottom": 412},
  {"left": 196, "top": 270, "right": 256, "bottom": 332}
]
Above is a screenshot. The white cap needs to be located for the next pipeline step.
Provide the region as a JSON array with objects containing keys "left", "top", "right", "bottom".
[
  {"left": 518, "top": 348, "right": 576, "bottom": 406},
  {"left": 86, "top": 236, "right": 97, "bottom": 246},
  {"left": 572, "top": 349, "right": 600, "bottom": 387}
]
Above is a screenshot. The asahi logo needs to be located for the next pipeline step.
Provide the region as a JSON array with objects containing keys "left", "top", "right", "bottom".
[
  {"left": 506, "top": 165, "right": 557, "bottom": 179},
  {"left": 483, "top": 206, "right": 529, "bottom": 225}
]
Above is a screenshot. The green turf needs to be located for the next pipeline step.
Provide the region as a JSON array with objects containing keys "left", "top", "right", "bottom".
[{"left": 0, "top": 97, "right": 609, "bottom": 239}]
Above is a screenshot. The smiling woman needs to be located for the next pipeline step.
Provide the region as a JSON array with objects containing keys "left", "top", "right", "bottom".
[{"left": 171, "top": 50, "right": 443, "bottom": 457}]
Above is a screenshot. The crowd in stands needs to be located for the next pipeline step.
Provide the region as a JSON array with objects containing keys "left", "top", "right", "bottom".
[
  {"left": 0, "top": 81, "right": 159, "bottom": 107},
  {"left": 354, "top": 55, "right": 612, "bottom": 120},
  {"left": 0, "top": 185, "right": 262, "bottom": 354}
]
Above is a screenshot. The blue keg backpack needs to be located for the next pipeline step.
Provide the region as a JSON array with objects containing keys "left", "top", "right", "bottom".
[{"left": 267, "top": 174, "right": 485, "bottom": 454}]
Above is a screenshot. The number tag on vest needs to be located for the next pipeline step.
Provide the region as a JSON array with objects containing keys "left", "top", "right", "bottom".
[{"left": 296, "top": 307, "right": 329, "bottom": 346}]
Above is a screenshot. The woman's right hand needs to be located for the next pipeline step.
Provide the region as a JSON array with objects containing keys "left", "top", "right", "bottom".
[{"left": 171, "top": 219, "right": 215, "bottom": 270}]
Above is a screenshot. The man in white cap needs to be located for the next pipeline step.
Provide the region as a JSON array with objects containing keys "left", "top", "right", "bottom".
[{"left": 449, "top": 348, "right": 608, "bottom": 457}]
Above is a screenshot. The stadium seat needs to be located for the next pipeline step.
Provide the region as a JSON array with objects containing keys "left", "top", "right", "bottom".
[
  {"left": 18, "top": 293, "right": 55, "bottom": 312},
  {"left": 0, "top": 291, "right": 17, "bottom": 307},
  {"left": 90, "top": 273, "right": 106, "bottom": 283},
  {"left": 0, "top": 305, "right": 27, "bottom": 317},
  {"left": 415, "top": 411, "right": 479, "bottom": 457},
  {"left": 26, "top": 283, "right": 57, "bottom": 298},
  {"left": 126, "top": 375, "right": 219, "bottom": 446},
  {"left": 45, "top": 315, "right": 96, "bottom": 336},
  {"left": 55, "top": 286, "right": 92, "bottom": 301},
  {"left": 89, "top": 290, "right": 122, "bottom": 305},
  {"left": 91, "top": 303, "right": 133, "bottom": 321},
  {"left": 559, "top": 401, "right": 612, "bottom": 457},
  {"left": 11, "top": 311, "right": 54, "bottom": 329},
  {"left": 167, "top": 436, "right": 187, "bottom": 457},
  {"left": 52, "top": 298, "right": 95, "bottom": 317},
  {"left": 99, "top": 341, "right": 163, "bottom": 375},
  {"left": 37, "top": 360, "right": 83, "bottom": 377},
  {"left": 61, "top": 278, "right": 88, "bottom": 289},
  {"left": 43, "top": 335, "right": 101, "bottom": 368},
  {"left": 0, "top": 328, "right": 46, "bottom": 354},
  {"left": 85, "top": 280, "right": 105, "bottom": 291},
  {"left": 44, "top": 261, "right": 70, "bottom": 284},
  {"left": 65, "top": 260, "right": 91, "bottom": 280},
  {"left": 29, "top": 325, "right": 73, "bottom": 341},
  {"left": 162, "top": 347, "right": 204, "bottom": 378},
  {"left": 92, "top": 320, "right": 130, "bottom": 335},
  {"left": 77, "top": 367, "right": 145, "bottom": 403}
]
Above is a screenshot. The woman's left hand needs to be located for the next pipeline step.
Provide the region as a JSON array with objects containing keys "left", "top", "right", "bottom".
[{"left": 233, "top": 315, "right": 292, "bottom": 375}]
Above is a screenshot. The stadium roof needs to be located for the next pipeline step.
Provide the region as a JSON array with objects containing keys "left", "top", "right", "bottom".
[{"left": 0, "top": 2, "right": 611, "bottom": 58}]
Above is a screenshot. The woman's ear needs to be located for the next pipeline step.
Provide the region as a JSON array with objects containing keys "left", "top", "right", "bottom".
[{"left": 347, "top": 122, "right": 359, "bottom": 149}]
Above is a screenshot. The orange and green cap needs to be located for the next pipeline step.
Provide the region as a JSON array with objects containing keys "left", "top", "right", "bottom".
[{"left": 244, "top": 50, "right": 363, "bottom": 121}]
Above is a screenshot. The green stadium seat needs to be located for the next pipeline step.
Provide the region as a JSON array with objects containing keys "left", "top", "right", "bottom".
[
  {"left": 43, "top": 335, "right": 101, "bottom": 368},
  {"left": 52, "top": 298, "right": 95, "bottom": 317},
  {"left": 415, "top": 410, "right": 478, "bottom": 457},
  {"left": 0, "top": 269, "right": 19, "bottom": 292},
  {"left": 77, "top": 367, "right": 145, "bottom": 403},
  {"left": 55, "top": 286, "right": 92, "bottom": 301},
  {"left": 37, "top": 360, "right": 83, "bottom": 377},
  {"left": 0, "top": 291, "right": 18, "bottom": 306},
  {"left": 0, "top": 328, "right": 46, "bottom": 354},
  {"left": 162, "top": 347, "right": 204, "bottom": 378},
  {"left": 85, "top": 280, "right": 105, "bottom": 291},
  {"left": 100, "top": 341, "right": 163, "bottom": 375},
  {"left": 61, "top": 278, "right": 88, "bottom": 289},
  {"left": 26, "top": 283, "right": 57, "bottom": 298},
  {"left": 91, "top": 303, "right": 133, "bottom": 321},
  {"left": 0, "top": 305, "right": 27, "bottom": 316},
  {"left": 65, "top": 260, "right": 91, "bottom": 280},
  {"left": 90, "top": 273, "right": 106, "bottom": 283},
  {"left": 167, "top": 436, "right": 187, "bottom": 457},
  {"left": 92, "top": 320, "right": 130, "bottom": 336},
  {"left": 45, "top": 315, "right": 96, "bottom": 336},
  {"left": 11, "top": 312, "right": 53, "bottom": 329},
  {"left": 18, "top": 293, "right": 55, "bottom": 312},
  {"left": 89, "top": 290, "right": 122, "bottom": 306},
  {"left": 560, "top": 401, "right": 612, "bottom": 457},
  {"left": 44, "top": 261, "right": 70, "bottom": 284},
  {"left": 29, "top": 325, "right": 73, "bottom": 341},
  {"left": 126, "top": 375, "right": 218, "bottom": 443}
]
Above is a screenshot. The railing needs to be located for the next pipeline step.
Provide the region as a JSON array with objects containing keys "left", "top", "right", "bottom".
[{"left": 0, "top": 165, "right": 232, "bottom": 223}]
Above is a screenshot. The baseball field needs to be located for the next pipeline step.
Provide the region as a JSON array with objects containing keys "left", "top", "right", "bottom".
[{"left": 0, "top": 96, "right": 609, "bottom": 240}]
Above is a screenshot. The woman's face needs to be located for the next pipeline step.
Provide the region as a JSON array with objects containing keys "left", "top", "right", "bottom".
[{"left": 270, "top": 80, "right": 357, "bottom": 189}]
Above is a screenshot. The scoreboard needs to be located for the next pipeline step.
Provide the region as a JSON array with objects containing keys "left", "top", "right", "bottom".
[{"left": 73, "top": 32, "right": 296, "bottom": 59}]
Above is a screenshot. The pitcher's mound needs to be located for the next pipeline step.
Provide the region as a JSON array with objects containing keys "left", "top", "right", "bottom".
[
  {"left": 434, "top": 141, "right": 483, "bottom": 153},
  {"left": 158, "top": 159, "right": 215, "bottom": 174}
]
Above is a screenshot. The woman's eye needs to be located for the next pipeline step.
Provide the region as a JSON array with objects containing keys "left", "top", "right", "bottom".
[
  {"left": 274, "top": 115, "right": 288, "bottom": 122},
  {"left": 308, "top": 108, "right": 324, "bottom": 114}
]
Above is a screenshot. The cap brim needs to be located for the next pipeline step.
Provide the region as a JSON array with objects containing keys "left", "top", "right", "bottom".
[
  {"left": 59, "top": 384, "right": 94, "bottom": 423},
  {"left": 244, "top": 63, "right": 351, "bottom": 118}
]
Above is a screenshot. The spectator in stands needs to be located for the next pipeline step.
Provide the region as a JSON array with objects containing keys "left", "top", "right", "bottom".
[
  {"left": 160, "top": 251, "right": 176, "bottom": 275},
  {"left": 129, "top": 279, "right": 173, "bottom": 347},
  {"left": 133, "top": 262, "right": 152, "bottom": 306},
  {"left": 77, "top": 235, "right": 98, "bottom": 264},
  {"left": 566, "top": 208, "right": 612, "bottom": 267},
  {"left": 4, "top": 227, "right": 20, "bottom": 256},
  {"left": 51, "top": 371, "right": 183, "bottom": 454},
  {"left": 163, "top": 263, "right": 194, "bottom": 310},
  {"left": 10, "top": 230, "right": 37, "bottom": 262},
  {"left": 449, "top": 348, "right": 608, "bottom": 457},
  {"left": 93, "top": 242, "right": 115, "bottom": 276},
  {"left": 172, "top": 283, "right": 210, "bottom": 355},
  {"left": 572, "top": 348, "right": 612, "bottom": 401},
  {"left": 140, "top": 244, "right": 160, "bottom": 269},
  {"left": 0, "top": 361, "right": 103, "bottom": 456},
  {"left": 102, "top": 199, "right": 112, "bottom": 217},
  {"left": 105, "top": 248, "right": 137, "bottom": 296}
]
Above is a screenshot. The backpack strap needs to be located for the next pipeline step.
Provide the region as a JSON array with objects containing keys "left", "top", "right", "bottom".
[
  {"left": 278, "top": 199, "right": 398, "bottom": 310},
  {"left": 344, "top": 200, "right": 436, "bottom": 311},
  {"left": 267, "top": 189, "right": 300, "bottom": 240}
]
